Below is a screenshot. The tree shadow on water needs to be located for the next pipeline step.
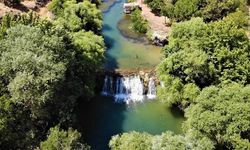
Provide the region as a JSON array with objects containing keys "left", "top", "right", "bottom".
[
  {"left": 169, "top": 106, "right": 185, "bottom": 119},
  {"left": 102, "top": 24, "right": 113, "bottom": 31},
  {"left": 76, "top": 96, "right": 127, "bottom": 150},
  {"left": 102, "top": 28, "right": 119, "bottom": 70}
]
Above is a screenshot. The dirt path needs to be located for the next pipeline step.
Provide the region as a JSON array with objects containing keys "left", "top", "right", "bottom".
[
  {"left": 0, "top": 0, "right": 53, "bottom": 19},
  {"left": 0, "top": 3, "right": 21, "bottom": 18},
  {"left": 136, "top": 0, "right": 171, "bottom": 36}
]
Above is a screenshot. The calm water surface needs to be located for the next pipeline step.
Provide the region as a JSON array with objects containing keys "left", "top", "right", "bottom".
[{"left": 77, "top": 97, "right": 184, "bottom": 150}]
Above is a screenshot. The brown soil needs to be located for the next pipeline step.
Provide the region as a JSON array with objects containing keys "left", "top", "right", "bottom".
[
  {"left": 0, "top": 0, "right": 53, "bottom": 19},
  {"left": 103, "top": 68, "right": 156, "bottom": 77},
  {"left": 136, "top": 0, "right": 171, "bottom": 36}
]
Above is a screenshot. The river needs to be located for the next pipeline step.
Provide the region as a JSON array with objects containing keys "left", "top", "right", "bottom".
[
  {"left": 102, "top": 0, "right": 162, "bottom": 70},
  {"left": 76, "top": 0, "right": 184, "bottom": 149}
]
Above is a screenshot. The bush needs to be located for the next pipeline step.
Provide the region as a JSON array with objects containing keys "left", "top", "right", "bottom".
[
  {"left": 131, "top": 9, "right": 148, "bottom": 33},
  {"left": 40, "top": 126, "right": 90, "bottom": 150}
]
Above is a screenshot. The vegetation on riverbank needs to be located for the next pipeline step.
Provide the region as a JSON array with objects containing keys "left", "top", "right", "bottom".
[
  {"left": 1, "top": 0, "right": 250, "bottom": 149},
  {"left": 0, "top": 0, "right": 104, "bottom": 149},
  {"left": 131, "top": 8, "right": 148, "bottom": 33},
  {"left": 145, "top": 0, "right": 247, "bottom": 22},
  {"left": 110, "top": 1, "right": 250, "bottom": 150}
]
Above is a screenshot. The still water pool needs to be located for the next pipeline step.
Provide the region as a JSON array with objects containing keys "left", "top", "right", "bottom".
[{"left": 77, "top": 97, "right": 184, "bottom": 150}]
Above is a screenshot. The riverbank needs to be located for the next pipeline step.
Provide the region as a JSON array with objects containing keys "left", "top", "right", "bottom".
[
  {"left": 136, "top": 0, "right": 171, "bottom": 37},
  {"left": 0, "top": 0, "right": 53, "bottom": 19}
]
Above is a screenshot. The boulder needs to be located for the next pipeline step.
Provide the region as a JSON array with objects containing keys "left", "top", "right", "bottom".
[
  {"left": 123, "top": 2, "right": 140, "bottom": 14},
  {"left": 151, "top": 31, "right": 168, "bottom": 46}
]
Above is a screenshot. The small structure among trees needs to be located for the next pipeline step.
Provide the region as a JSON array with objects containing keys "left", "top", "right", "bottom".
[{"left": 123, "top": 2, "right": 140, "bottom": 14}]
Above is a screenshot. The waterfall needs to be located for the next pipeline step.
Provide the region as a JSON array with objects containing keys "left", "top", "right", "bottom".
[
  {"left": 101, "top": 75, "right": 157, "bottom": 104},
  {"left": 101, "top": 76, "right": 114, "bottom": 96},
  {"left": 147, "top": 77, "right": 156, "bottom": 99}
]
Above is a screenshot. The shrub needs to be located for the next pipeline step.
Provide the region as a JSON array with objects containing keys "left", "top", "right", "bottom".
[{"left": 131, "top": 9, "right": 148, "bottom": 33}]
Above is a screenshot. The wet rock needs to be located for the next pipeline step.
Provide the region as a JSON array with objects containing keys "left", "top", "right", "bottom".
[
  {"left": 123, "top": 2, "right": 140, "bottom": 14},
  {"left": 151, "top": 31, "right": 168, "bottom": 46}
]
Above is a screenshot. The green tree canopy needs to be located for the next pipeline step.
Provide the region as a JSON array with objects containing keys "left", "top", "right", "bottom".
[
  {"left": 157, "top": 16, "right": 250, "bottom": 107},
  {"left": 0, "top": 9, "right": 104, "bottom": 148},
  {"left": 185, "top": 83, "right": 250, "bottom": 149},
  {"left": 109, "top": 131, "right": 214, "bottom": 150},
  {"left": 146, "top": 0, "right": 247, "bottom": 22},
  {"left": 0, "top": 25, "right": 68, "bottom": 107},
  {"left": 54, "top": 1, "right": 102, "bottom": 33},
  {"left": 109, "top": 132, "right": 153, "bottom": 150},
  {"left": 130, "top": 8, "right": 148, "bottom": 33},
  {"left": 40, "top": 126, "right": 90, "bottom": 150}
]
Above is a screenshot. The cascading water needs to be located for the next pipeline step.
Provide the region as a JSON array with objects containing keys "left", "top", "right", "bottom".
[
  {"left": 147, "top": 77, "right": 156, "bottom": 99},
  {"left": 101, "top": 75, "right": 157, "bottom": 104}
]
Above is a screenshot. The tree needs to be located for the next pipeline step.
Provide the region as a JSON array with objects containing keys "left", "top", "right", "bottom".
[
  {"left": 172, "top": 0, "right": 200, "bottom": 21},
  {"left": 0, "top": 25, "right": 68, "bottom": 108},
  {"left": 70, "top": 30, "right": 104, "bottom": 67},
  {"left": 109, "top": 132, "right": 153, "bottom": 150},
  {"left": 54, "top": 1, "right": 102, "bottom": 33},
  {"left": 201, "top": 0, "right": 246, "bottom": 22},
  {"left": 131, "top": 9, "right": 148, "bottom": 33},
  {"left": 0, "top": 12, "right": 52, "bottom": 40},
  {"left": 157, "top": 16, "right": 250, "bottom": 107},
  {"left": 0, "top": 0, "right": 105, "bottom": 147},
  {"left": 109, "top": 131, "right": 214, "bottom": 150},
  {"left": 40, "top": 126, "right": 90, "bottom": 150},
  {"left": 48, "top": 0, "right": 77, "bottom": 16},
  {"left": 184, "top": 83, "right": 250, "bottom": 149},
  {"left": 151, "top": 0, "right": 247, "bottom": 22},
  {"left": 0, "top": 94, "right": 35, "bottom": 149}
]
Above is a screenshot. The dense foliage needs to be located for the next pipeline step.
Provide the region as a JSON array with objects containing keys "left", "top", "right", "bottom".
[
  {"left": 145, "top": 0, "right": 247, "bottom": 22},
  {"left": 40, "top": 126, "right": 90, "bottom": 150},
  {"left": 185, "top": 83, "right": 250, "bottom": 149},
  {"left": 1, "top": 0, "right": 250, "bottom": 149},
  {"left": 157, "top": 12, "right": 249, "bottom": 107},
  {"left": 131, "top": 8, "right": 148, "bottom": 33},
  {"left": 0, "top": 0, "right": 104, "bottom": 148},
  {"left": 53, "top": 1, "right": 102, "bottom": 33},
  {"left": 110, "top": 1, "right": 250, "bottom": 150},
  {"left": 110, "top": 131, "right": 214, "bottom": 150}
]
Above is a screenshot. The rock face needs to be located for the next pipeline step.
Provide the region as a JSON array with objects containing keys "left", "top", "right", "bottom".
[
  {"left": 151, "top": 31, "right": 168, "bottom": 46},
  {"left": 123, "top": 2, "right": 140, "bottom": 14},
  {"left": 165, "top": 17, "right": 171, "bottom": 27}
]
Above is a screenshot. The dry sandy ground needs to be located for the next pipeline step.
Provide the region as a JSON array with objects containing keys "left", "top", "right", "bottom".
[
  {"left": 0, "top": 0, "right": 52, "bottom": 19},
  {"left": 137, "top": 0, "right": 171, "bottom": 36}
]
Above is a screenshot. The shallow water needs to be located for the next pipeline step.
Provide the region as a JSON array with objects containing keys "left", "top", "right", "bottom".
[{"left": 102, "top": 0, "right": 162, "bottom": 70}]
